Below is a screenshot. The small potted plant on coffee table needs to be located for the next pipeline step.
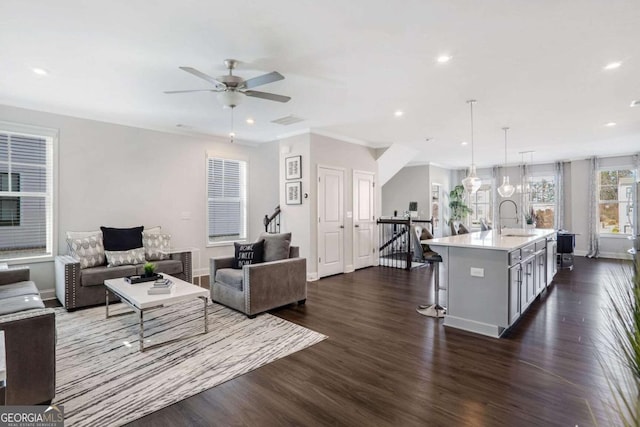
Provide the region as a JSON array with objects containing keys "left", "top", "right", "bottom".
[{"left": 143, "top": 262, "right": 156, "bottom": 278}]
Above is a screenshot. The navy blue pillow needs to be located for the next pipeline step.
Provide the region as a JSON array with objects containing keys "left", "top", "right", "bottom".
[
  {"left": 234, "top": 240, "right": 264, "bottom": 269},
  {"left": 101, "top": 226, "right": 144, "bottom": 251}
]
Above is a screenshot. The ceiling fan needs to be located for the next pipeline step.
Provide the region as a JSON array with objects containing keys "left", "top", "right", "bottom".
[{"left": 165, "top": 59, "right": 291, "bottom": 108}]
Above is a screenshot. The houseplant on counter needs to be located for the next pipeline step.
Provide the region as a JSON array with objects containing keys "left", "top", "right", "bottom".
[{"left": 448, "top": 184, "right": 473, "bottom": 231}]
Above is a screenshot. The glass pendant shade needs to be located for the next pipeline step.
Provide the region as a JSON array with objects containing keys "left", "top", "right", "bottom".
[
  {"left": 461, "top": 99, "right": 482, "bottom": 193},
  {"left": 462, "top": 165, "right": 482, "bottom": 193},
  {"left": 497, "top": 176, "right": 515, "bottom": 197}
]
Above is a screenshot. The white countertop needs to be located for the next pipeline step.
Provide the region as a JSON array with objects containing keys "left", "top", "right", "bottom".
[{"left": 424, "top": 228, "right": 555, "bottom": 251}]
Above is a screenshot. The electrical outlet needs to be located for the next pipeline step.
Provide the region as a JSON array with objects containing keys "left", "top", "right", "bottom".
[{"left": 470, "top": 267, "right": 484, "bottom": 278}]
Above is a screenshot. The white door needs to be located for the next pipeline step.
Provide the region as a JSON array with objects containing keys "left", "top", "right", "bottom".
[
  {"left": 353, "top": 171, "right": 375, "bottom": 269},
  {"left": 318, "top": 166, "right": 344, "bottom": 278}
]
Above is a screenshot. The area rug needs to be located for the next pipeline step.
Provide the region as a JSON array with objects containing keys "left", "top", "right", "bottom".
[{"left": 52, "top": 301, "right": 326, "bottom": 426}]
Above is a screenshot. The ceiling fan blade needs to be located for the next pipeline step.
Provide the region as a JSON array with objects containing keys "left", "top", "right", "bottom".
[
  {"left": 244, "top": 90, "right": 291, "bottom": 103},
  {"left": 179, "top": 67, "right": 226, "bottom": 89},
  {"left": 242, "top": 71, "right": 284, "bottom": 89},
  {"left": 164, "top": 89, "right": 218, "bottom": 94}
]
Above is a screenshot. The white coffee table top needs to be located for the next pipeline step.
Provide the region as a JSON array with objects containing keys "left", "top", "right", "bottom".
[{"left": 104, "top": 274, "right": 208, "bottom": 310}]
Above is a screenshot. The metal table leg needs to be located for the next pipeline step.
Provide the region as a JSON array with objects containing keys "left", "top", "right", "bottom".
[{"left": 139, "top": 309, "right": 144, "bottom": 352}]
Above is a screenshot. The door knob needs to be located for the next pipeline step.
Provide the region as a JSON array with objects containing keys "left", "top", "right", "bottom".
[
  {"left": 354, "top": 224, "right": 360, "bottom": 228},
  {"left": 339, "top": 225, "right": 344, "bottom": 228}
]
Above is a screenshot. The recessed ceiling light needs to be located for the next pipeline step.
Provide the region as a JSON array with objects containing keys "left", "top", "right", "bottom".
[
  {"left": 605, "top": 122, "right": 617, "bottom": 127},
  {"left": 604, "top": 61, "right": 622, "bottom": 70},
  {"left": 246, "top": 118, "right": 255, "bottom": 125},
  {"left": 461, "top": 141, "right": 468, "bottom": 146},
  {"left": 394, "top": 110, "right": 404, "bottom": 117},
  {"left": 32, "top": 67, "right": 48, "bottom": 76},
  {"left": 630, "top": 100, "right": 640, "bottom": 108},
  {"left": 436, "top": 55, "right": 452, "bottom": 63}
]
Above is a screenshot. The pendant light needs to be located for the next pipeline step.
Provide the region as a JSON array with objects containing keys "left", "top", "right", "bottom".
[
  {"left": 497, "top": 127, "right": 515, "bottom": 197},
  {"left": 461, "top": 99, "right": 482, "bottom": 193}
]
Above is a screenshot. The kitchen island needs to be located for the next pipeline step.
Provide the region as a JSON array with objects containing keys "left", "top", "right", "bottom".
[{"left": 425, "top": 228, "right": 557, "bottom": 338}]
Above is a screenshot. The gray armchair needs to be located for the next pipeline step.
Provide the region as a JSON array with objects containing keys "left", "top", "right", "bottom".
[
  {"left": 0, "top": 268, "right": 56, "bottom": 405},
  {"left": 210, "top": 246, "right": 306, "bottom": 318}
]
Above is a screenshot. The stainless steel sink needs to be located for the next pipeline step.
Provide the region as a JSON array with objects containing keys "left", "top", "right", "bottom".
[{"left": 503, "top": 233, "right": 537, "bottom": 237}]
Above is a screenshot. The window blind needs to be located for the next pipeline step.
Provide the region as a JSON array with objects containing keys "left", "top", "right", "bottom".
[
  {"left": 0, "top": 130, "right": 53, "bottom": 260},
  {"left": 207, "top": 157, "right": 247, "bottom": 243}
]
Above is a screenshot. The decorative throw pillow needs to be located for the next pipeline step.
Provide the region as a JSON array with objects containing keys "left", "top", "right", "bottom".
[
  {"left": 105, "top": 247, "right": 147, "bottom": 267},
  {"left": 67, "top": 232, "right": 105, "bottom": 269},
  {"left": 143, "top": 232, "right": 171, "bottom": 261},
  {"left": 233, "top": 240, "right": 265, "bottom": 269},
  {"left": 144, "top": 226, "right": 162, "bottom": 234},
  {"left": 101, "top": 226, "right": 144, "bottom": 251},
  {"left": 259, "top": 232, "right": 291, "bottom": 262}
]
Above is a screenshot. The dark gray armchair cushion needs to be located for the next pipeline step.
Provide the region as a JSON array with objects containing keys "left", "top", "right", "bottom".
[
  {"left": 215, "top": 268, "right": 244, "bottom": 291},
  {"left": 259, "top": 232, "right": 291, "bottom": 262}
]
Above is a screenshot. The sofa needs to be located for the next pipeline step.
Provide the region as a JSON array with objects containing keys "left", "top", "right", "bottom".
[
  {"left": 210, "top": 233, "right": 306, "bottom": 318},
  {"left": 0, "top": 267, "right": 56, "bottom": 405},
  {"left": 55, "top": 226, "right": 193, "bottom": 310}
]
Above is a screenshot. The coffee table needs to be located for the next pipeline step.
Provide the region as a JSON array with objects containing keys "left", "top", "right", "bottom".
[{"left": 104, "top": 274, "right": 209, "bottom": 352}]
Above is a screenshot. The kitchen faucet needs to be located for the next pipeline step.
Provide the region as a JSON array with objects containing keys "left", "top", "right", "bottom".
[{"left": 498, "top": 200, "right": 519, "bottom": 232}]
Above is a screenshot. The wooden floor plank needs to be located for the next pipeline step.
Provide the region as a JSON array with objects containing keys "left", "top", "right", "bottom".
[{"left": 112, "top": 256, "right": 629, "bottom": 426}]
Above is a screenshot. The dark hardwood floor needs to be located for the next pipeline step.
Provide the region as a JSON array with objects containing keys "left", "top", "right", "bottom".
[{"left": 114, "top": 256, "right": 630, "bottom": 426}]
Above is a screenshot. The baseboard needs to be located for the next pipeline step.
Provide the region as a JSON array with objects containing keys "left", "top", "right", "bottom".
[
  {"left": 40, "top": 288, "right": 57, "bottom": 301},
  {"left": 194, "top": 267, "right": 209, "bottom": 277},
  {"left": 574, "top": 250, "right": 632, "bottom": 260},
  {"left": 307, "top": 272, "right": 319, "bottom": 282},
  {"left": 598, "top": 251, "right": 634, "bottom": 260},
  {"left": 344, "top": 264, "right": 354, "bottom": 273}
]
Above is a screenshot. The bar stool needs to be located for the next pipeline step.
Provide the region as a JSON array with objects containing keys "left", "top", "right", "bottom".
[{"left": 417, "top": 253, "right": 446, "bottom": 318}]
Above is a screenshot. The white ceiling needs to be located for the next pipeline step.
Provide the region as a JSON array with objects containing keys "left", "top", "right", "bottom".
[{"left": 1, "top": 0, "right": 639, "bottom": 168}]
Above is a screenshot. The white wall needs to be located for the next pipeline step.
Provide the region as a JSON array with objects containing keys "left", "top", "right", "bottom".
[
  {"left": 278, "top": 133, "right": 311, "bottom": 273},
  {"left": 0, "top": 104, "right": 279, "bottom": 291},
  {"left": 381, "top": 165, "right": 429, "bottom": 218}
]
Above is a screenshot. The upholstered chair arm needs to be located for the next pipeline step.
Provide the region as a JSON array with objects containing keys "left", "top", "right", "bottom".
[
  {"left": 0, "top": 267, "right": 30, "bottom": 286},
  {"left": 170, "top": 250, "right": 193, "bottom": 283},
  {"left": 243, "top": 257, "right": 307, "bottom": 316},
  {"left": 54, "top": 255, "right": 81, "bottom": 310},
  {"left": 0, "top": 308, "right": 56, "bottom": 404}
]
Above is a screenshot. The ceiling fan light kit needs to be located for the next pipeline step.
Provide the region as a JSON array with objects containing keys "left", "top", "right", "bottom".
[
  {"left": 461, "top": 99, "right": 482, "bottom": 194},
  {"left": 166, "top": 59, "right": 291, "bottom": 109}
]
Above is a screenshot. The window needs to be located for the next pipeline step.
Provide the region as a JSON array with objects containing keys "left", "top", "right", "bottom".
[
  {"left": 529, "top": 175, "right": 555, "bottom": 229},
  {"left": 469, "top": 183, "right": 492, "bottom": 228},
  {"left": 598, "top": 168, "right": 635, "bottom": 235},
  {"left": 0, "top": 172, "right": 20, "bottom": 226},
  {"left": 0, "top": 127, "right": 55, "bottom": 260},
  {"left": 206, "top": 157, "right": 247, "bottom": 244}
]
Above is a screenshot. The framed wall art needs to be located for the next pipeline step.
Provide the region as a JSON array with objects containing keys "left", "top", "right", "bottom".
[
  {"left": 285, "top": 155, "right": 302, "bottom": 180},
  {"left": 285, "top": 181, "right": 302, "bottom": 205}
]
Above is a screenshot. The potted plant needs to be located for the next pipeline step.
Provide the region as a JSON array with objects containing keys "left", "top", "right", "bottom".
[
  {"left": 143, "top": 262, "right": 156, "bottom": 278},
  {"left": 448, "top": 184, "right": 473, "bottom": 227},
  {"left": 599, "top": 253, "right": 640, "bottom": 425}
]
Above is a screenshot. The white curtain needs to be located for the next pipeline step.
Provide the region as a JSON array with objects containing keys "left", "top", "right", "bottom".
[
  {"left": 634, "top": 154, "right": 640, "bottom": 239},
  {"left": 492, "top": 166, "right": 499, "bottom": 227},
  {"left": 554, "top": 161, "right": 564, "bottom": 230},
  {"left": 586, "top": 157, "right": 600, "bottom": 258}
]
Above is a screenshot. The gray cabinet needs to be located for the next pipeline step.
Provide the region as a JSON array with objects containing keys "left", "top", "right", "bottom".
[
  {"left": 536, "top": 250, "right": 546, "bottom": 293},
  {"left": 522, "top": 255, "right": 536, "bottom": 309},
  {"left": 509, "top": 263, "right": 521, "bottom": 325}
]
